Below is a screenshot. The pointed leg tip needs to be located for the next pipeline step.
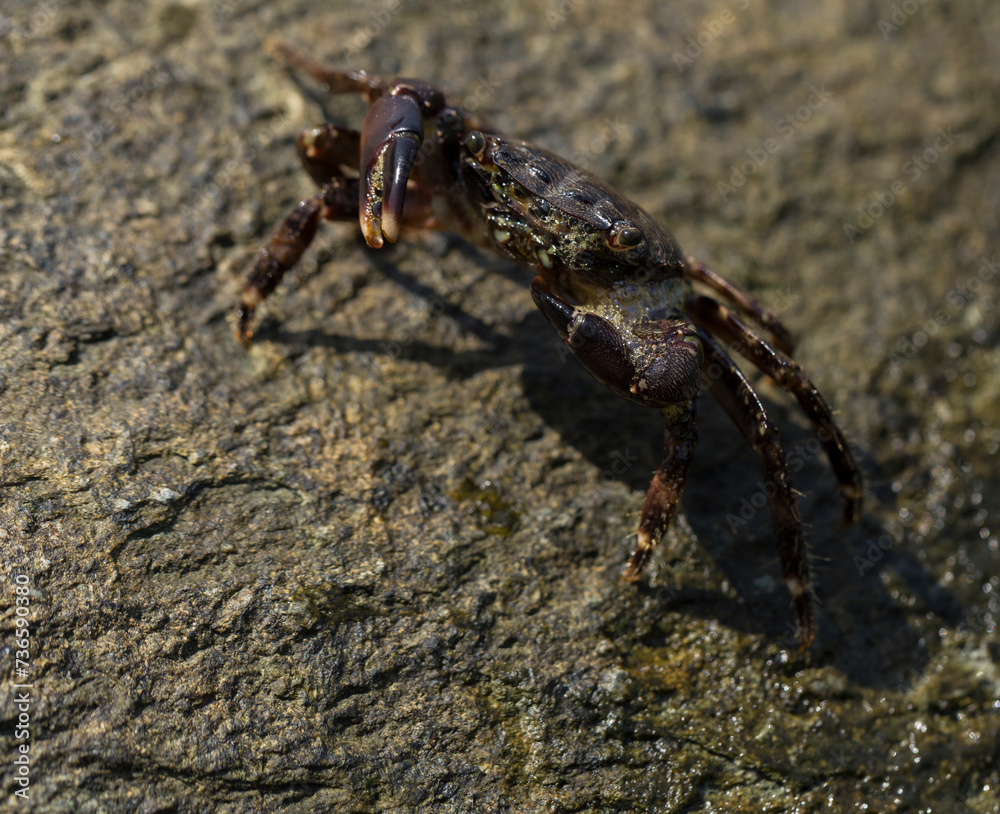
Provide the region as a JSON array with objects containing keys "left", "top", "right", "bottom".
[
  {"left": 621, "top": 564, "right": 641, "bottom": 583},
  {"left": 838, "top": 490, "right": 863, "bottom": 528},
  {"left": 235, "top": 321, "right": 254, "bottom": 347},
  {"left": 785, "top": 577, "right": 816, "bottom": 649},
  {"left": 236, "top": 295, "right": 263, "bottom": 346},
  {"left": 623, "top": 533, "right": 655, "bottom": 582},
  {"left": 263, "top": 38, "right": 288, "bottom": 60},
  {"left": 622, "top": 552, "right": 644, "bottom": 582},
  {"left": 789, "top": 608, "right": 815, "bottom": 650}
]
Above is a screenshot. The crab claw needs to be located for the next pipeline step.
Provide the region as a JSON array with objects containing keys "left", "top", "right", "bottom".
[
  {"left": 531, "top": 277, "right": 635, "bottom": 395},
  {"left": 359, "top": 92, "right": 424, "bottom": 248},
  {"left": 530, "top": 277, "right": 703, "bottom": 407}
]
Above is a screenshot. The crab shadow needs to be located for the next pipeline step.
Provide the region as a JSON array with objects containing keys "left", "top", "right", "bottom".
[
  {"left": 262, "top": 248, "right": 962, "bottom": 689},
  {"left": 518, "top": 344, "right": 964, "bottom": 687}
]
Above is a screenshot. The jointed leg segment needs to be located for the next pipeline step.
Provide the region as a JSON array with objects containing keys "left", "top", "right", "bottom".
[
  {"left": 237, "top": 194, "right": 324, "bottom": 344},
  {"left": 623, "top": 400, "right": 699, "bottom": 580},
  {"left": 696, "top": 329, "right": 815, "bottom": 646},
  {"left": 264, "top": 39, "right": 387, "bottom": 101},
  {"left": 685, "top": 258, "right": 795, "bottom": 356},
  {"left": 685, "top": 293, "right": 863, "bottom": 527}
]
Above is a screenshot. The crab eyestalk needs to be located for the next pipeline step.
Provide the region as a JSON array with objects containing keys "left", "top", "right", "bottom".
[{"left": 359, "top": 92, "right": 424, "bottom": 248}]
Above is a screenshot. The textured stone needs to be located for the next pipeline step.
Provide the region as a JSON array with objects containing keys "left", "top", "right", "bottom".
[{"left": 1, "top": 1, "right": 998, "bottom": 811}]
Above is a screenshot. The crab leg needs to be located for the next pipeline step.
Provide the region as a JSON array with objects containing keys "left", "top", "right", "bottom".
[
  {"left": 264, "top": 40, "right": 387, "bottom": 101},
  {"left": 685, "top": 293, "right": 863, "bottom": 526},
  {"left": 685, "top": 259, "right": 795, "bottom": 356},
  {"left": 237, "top": 195, "right": 322, "bottom": 343},
  {"left": 296, "top": 124, "right": 361, "bottom": 186},
  {"left": 236, "top": 181, "right": 360, "bottom": 345},
  {"left": 623, "top": 400, "right": 699, "bottom": 580},
  {"left": 695, "top": 329, "right": 814, "bottom": 647}
]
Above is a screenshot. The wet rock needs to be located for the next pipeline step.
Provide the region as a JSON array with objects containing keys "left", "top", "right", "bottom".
[{"left": 1, "top": 1, "right": 998, "bottom": 811}]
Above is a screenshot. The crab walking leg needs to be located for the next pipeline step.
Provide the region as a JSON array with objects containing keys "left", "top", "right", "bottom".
[
  {"left": 623, "top": 399, "right": 698, "bottom": 580},
  {"left": 237, "top": 195, "right": 323, "bottom": 344},
  {"left": 696, "top": 329, "right": 815, "bottom": 646},
  {"left": 685, "top": 294, "right": 863, "bottom": 527},
  {"left": 264, "top": 39, "right": 387, "bottom": 101},
  {"left": 237, "top": 121, "right": 373, "bottom": 345},
  {"left": 296, "top": 124, "right": 362, "bottom": 187},
  {"left": 237, "top": 178, "right": 362, "bottom": 344},
  {"left": 237, "top": 179, "right": 441, "bottom": 344},
  {"left": 685, "top": 259, "right": 795, "bottom": 356}
]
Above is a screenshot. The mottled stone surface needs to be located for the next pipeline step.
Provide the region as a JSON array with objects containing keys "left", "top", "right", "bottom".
[{"left": 1, "top": 1, "right": 998, "bottom": 811}]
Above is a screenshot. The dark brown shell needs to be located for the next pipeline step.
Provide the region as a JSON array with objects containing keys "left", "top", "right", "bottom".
[{"left": 487, "top": 137, "right": 684, "bottom": 271}]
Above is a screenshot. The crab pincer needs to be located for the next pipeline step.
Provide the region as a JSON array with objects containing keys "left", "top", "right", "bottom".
[{"left": 358, "top": 91, "right": 425, "bottom": 248}]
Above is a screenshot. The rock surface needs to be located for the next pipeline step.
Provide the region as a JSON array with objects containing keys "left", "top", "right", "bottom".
[{"left": 1, "top": 1, "right": 998, "bottom": 811}]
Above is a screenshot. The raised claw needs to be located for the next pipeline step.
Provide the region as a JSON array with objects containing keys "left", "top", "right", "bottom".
[
  {"left": 530, "top": 277, "right": 636, "bottom": 396},
  {"left": 359, "top": 92, "right": 424, "bottom": 248},
  {"left": 530, "top": 277, "right": 704, "bottom": 408}
]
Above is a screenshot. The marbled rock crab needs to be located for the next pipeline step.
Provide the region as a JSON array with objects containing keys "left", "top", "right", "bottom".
[{"left": 237, "top": 43, "right": 863, "bottom": 646}]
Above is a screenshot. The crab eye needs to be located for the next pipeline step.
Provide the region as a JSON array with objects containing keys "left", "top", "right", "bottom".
[
  {"left": 609, "top": 223, "right": 643, "bottom": 249},
  {"left": 466, "top": 130, "right": 486, "bottom": 157}
]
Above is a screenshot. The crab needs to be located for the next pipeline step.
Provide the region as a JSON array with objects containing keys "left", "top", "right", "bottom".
[{"left": 236, "top": 43, "right": 863, "bottom": 647}]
